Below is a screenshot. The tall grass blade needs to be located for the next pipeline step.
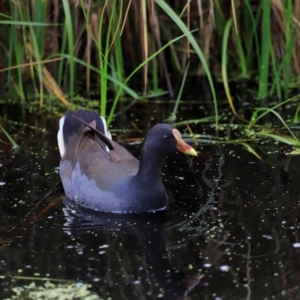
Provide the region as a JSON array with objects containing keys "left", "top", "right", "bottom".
[
  {"left": 57, "top": 27, "right": 68, "bottom": 88},
  {"left": 61, "top": 0, "right": 75, "bottom": 105},
  {"left": 155, "top": 0, "right": 218, "bottom": 127},
  {"left": 0, "top": 124, "right": 18, "bottom": 147},
  {"left": 249, "top": 107, "right": 298, "bottom": 141},
  {"left": 239, "top": 142, "right": 262, "bottom": 160},
  {"left": 99, "top": 0, "right": 110, "bottom": 117},
  {"left": 27, "top": 27, "right": 44, "bottom": 107},
  {"left": 221, "top": 18, "right": 245, "bottom": 121},
  {"left": 282, "top": 0, "right": 295, "bottom": 98},
  {"left": 106, "top": 30, "right": 199, "bottom": 126},
  {"left": 11, "top": 1, "right": 25, "bottom": 100},
  {"left": 269, "top": 45, "right": 282, "bottom": 99},
  {"left": 32, "top": 0, "right": 47, "bottom": 58},
  {"left": 243, "top": 0, "right": 261, "bottom": 70},
  {"left": 256, "top": 131, "right": 300, "bottom": 147},
  {"left": 111, "top": 2, "right": 124, "bottom": 94},
  {"left": 258, "top": 1, "right": 271, "bottom": 99},
  {"left": 169, "top": 60, "right": 190, "bottom": 123}
]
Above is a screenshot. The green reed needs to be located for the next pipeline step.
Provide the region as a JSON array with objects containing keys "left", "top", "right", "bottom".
[
  {"left": 0, "top": 124, "right": 18, "bottom": 147},
  {"left": 156, "top": 0, "right": 218, "bottom": 127},
  {"left": 0, "top": 0, "right": 300, "bottom": 132},
  {"left": 62, "top": 0, "right": 75, "bottom": 105},
  {"left": 258, "top": 1, "right": 271, "bottom": 99}
]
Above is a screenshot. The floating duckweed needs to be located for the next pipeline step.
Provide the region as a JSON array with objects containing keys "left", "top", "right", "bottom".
[{"left": 5, "top": 281, "right": 99, "bottom": 300}]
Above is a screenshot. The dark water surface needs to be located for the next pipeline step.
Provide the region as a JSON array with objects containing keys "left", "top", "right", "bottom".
[{"left": 1, "top": 108, "right": 300, "bottom": 299}]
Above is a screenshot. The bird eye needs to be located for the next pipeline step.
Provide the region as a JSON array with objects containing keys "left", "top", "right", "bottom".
[{"left": 163, "top": 135, "right": 169, "bottom": 140}]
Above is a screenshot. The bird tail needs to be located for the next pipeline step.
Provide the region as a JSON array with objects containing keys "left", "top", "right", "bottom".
[{"left": 57, "top": 110, "right": 112, "bottom": 157}]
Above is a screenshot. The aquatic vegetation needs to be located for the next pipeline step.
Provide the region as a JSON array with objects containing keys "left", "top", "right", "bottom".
[
  {"left": 5, "top": 281, "right": 99, "bottom": 300},
  {"left": 0, "top": 1, "right": 299, "bottom": 102},
  {"left": 0, "top": 124, "right": 17, "bottom": 147},
  {"left": 1, "top": 107, "right": 300, "bottom": 299},
  {"left": 0, "top": 0, "right": 300, "bottom": 149}
]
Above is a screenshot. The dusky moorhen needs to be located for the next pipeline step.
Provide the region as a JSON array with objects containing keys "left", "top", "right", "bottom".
[{"left": 58, "top": 110, "right": 197, "bottom": 213}]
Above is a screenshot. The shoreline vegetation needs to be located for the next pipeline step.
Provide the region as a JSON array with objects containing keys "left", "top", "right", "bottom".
[{"left": 0, "top": 0, "right": 300, "bottom": 149}]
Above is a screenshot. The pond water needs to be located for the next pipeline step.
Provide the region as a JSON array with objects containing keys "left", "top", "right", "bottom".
[{"left": 1, "top": 104, "right": 300, "bottom": 299}]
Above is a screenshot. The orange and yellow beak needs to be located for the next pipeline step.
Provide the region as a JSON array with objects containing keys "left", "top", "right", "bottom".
[{"left": 173, "top": 129, "right": 198, "bottom": 156}]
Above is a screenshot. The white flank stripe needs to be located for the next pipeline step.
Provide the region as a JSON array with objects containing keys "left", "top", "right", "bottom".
[{"left": 57, "top": 116, "right": 66, "bottom": 157}]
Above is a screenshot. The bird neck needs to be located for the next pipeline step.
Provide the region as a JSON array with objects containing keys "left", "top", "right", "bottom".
[{"left": 135, "top": 147, "right": 165, "bottom": 185}]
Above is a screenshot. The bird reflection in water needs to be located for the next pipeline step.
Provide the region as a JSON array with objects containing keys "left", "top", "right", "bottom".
[{"left": 62, "top": 197, "right": 200, "bottom": 299}]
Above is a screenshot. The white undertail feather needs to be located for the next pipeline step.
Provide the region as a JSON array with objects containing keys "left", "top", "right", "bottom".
[
  {"left": 100, "top": 116, "right": 112, "bottom": 139},
  {"left": 57, "top": 116, "right": 65, "bottom": 157},
  {"left": 100, "top": 116, "right": 112, "bottom": 152},
  {"left": 57, "top": 114, "right": 112, "bottom": 158}
]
